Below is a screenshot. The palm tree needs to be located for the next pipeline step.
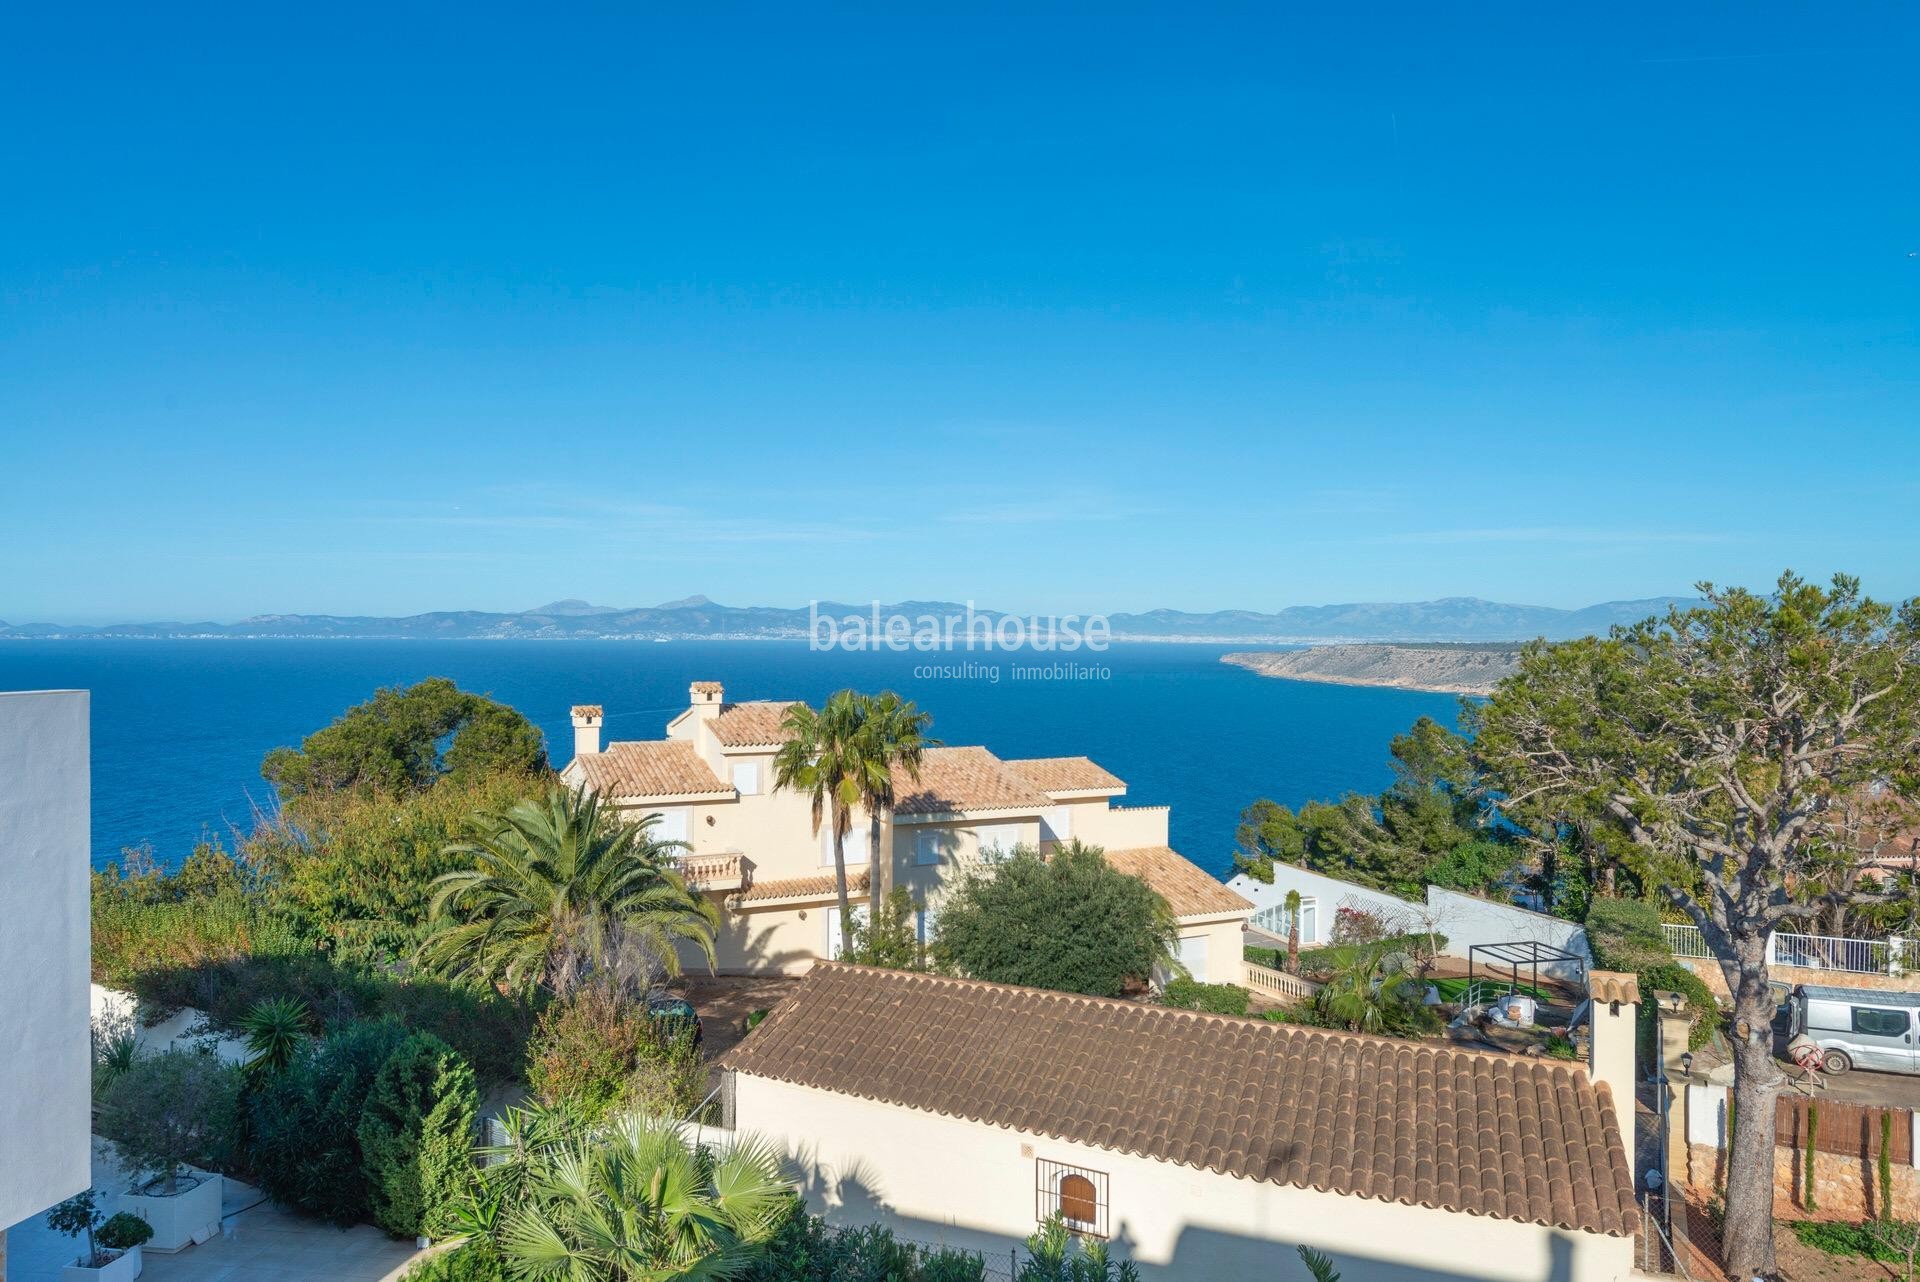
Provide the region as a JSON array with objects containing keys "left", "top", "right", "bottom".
[
  {"left": 495, "top": 1113, "right": 791, "bottom": 1281},
  {"left": 419, "top": 785, "right": 718, "bottom": 996},
  {"left": 773, "top": 691, "right": 938, "bottom": 950},
  {"left": 770, "top": 693, "right": 855, "bottom": 949},
  {"left": 1283, "top": 888, "right": 1302, "bottom": 974},
  {"left": 1314, "top": 941, "right": 1433, "bottom": 1036},
  {"left": 1298, "top": 1245, "right": 1342, "bottom": 1282},
  {"left": 853, "top": 691, "right": 934, "bottom": 904}
]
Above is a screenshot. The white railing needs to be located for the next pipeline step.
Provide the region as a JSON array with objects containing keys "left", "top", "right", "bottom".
[
  {"left": 1245, "top": 961, "right": 1320, "bottom": 1002},
  {"left": 1663, "top": 922, "right": 1915, "bottom": 976},
  {"left": 1769, "top": 931, "right": 1897, "bottom": 975},
  {"left": 1662, "top": 923, "right": 1712, "bottom": 959}
]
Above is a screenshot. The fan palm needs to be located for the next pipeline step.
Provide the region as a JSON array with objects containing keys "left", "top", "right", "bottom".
[
  {"left": 496, "top": 1113, "right": 791, "bottom": 1282},
  {"left": 419, "top": 785, "right": 718, "bottom": 996}
]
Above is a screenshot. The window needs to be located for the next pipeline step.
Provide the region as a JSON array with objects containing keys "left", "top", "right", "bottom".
[
  {"left": 1853, "top": 1007, "right": 1911, "bottom": 1037},
  {"left": 915, "top": 831, "right": 942, "bottom": 866},
  {"left": 820, "top": 823, "right": 840, "bottom": 867},
  {"left": 916, "top": 904, "right": 940, "bottom": 945},
  {"left": 1252, "top": 896, "right": 1318, "bottom": 944},
  {"left": 1041, "top": 806, "right": 1073, "bottom": 843},
  {"left": 1036, "top": 1159, "right": 1108, "bottom": 1237},
  {"left": 730, "top": 762, "right": 762, "bottom": 796},
  {"left": 653, "top": 808, "right": 690, "bottom": 845}
]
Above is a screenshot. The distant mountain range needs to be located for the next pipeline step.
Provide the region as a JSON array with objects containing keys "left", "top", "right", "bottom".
[{"left": 0, "top": 594, "right": 1694, "bottom": 643}]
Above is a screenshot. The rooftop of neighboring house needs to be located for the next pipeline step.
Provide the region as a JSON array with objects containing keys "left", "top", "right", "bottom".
[
  {"left": 719, "top": 962, "right": 1640, "bottom": 1239},
  {"left": 565, "top": 681, "right": 1251, "bottom": 920}
]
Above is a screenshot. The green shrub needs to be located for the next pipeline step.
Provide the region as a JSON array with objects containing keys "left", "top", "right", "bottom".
[
  {"left": 357, "top": 1032, "right": 478, "bottom": 1238},
  {"left": 744, "top": 1200, "right": 991, "bottom": 1281},
  {"left": 97, "top": 1213, "right": 153, "bottom": 1252},
  {"left": 1791, "top": 1219, "right": 1902, "bottom": 1261},
  {"left": 526, "top": 984, "right": 705, "bottom": 1122},
  {"left": 1160, "top": 979, "right": 1251, "bottom": 1017},
  {"left": 932, "top": 842, "right": 1177, "bottom": 998},
  {"left": 249, "top": 1018, "right": 410, "bottom": 1223},
  {"left": 128, "top": 953, "right": 531, "bottom": 1087},
  {"left": 1584, "top": 898, "right": 1669, "bottom": 973},
  {"left": 96, "top": 1049, "right": 243, "bottom": 1192},
  {"left": 1296, "top": 932, "right": 1447, "bottom": 976},
  {"left": 403, "top": 1241, "right": 509, "bottom": 1282},
  {"left": 1245, "top": 944, "right": 1283, "bottom": 971},
  {"left": 526, "top": 985, "right": 652, "bottom": 1119},
  {"left": 1643, "top": 963, "right": 1719, "bottom": 1050}
]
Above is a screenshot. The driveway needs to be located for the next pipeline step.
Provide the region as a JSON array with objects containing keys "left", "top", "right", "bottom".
[
  {"left": 1802, "top": 1062, "right": 1920, "bottom": 1109},
  {"left": 674, "top": 974, "right": 801, "bottom": 1064},
  {"left": 4, "top": 1143, "right": 423, "bottom": 1282}
]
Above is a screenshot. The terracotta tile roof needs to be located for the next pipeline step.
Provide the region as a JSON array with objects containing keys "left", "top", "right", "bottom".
[
  {"left": 1589, "top": 971, "right": 1641, "bottom": 1006},
  {"left": 1101, "top": 845, "right": 1253, "bottom": 919},
  {"left": 690, "top": 681, "right": 725, "bottom": 695},
  {"left": 721, "top": 964, "right": 1638, "bottom": 1239},
  {"left": 571, "top": 704, "right": 603, "bottom": 719},
  {"left": 730, "top": 867, "right": 869, "bottom": 906},
  {"left": 895, "top": 746, "right": 1051, "bottom": 815},
  {"left": 575, "top": 740, "right": 729, "bottom": 799},
  {"left": 710, "top": 701, "right": 801, "bottom": 748},
  {"left": 1005, "top": 756, "right": 1126, "bottom": 794}
]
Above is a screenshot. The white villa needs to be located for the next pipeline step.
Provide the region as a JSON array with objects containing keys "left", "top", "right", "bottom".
[{"left": 560, "top": 681, "right": 1253, "bottom": 982}]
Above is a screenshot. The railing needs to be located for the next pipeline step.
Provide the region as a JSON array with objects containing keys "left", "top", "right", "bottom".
[
  {"left": 1662, "top": 923, "right": 1712, "bottom": 960},
  {"left": 1770, "top": 931, "right": 1898, "bottom": 975},
  {"left": 1662, "top": 922, "right": 1917, "bottom": 976},
  {"left": 1245, "top": 961, "right": 1320, "bottom": 1002}
]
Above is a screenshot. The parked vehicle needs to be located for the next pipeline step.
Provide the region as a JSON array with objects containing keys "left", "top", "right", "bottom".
[{"left": 1788, "top": 984, "right": 1920, "bottom": 1075}]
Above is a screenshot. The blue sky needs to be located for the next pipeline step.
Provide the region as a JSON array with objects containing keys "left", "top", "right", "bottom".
[{"left": 2, "top": 4, "right": 1916, "bottom": 622}]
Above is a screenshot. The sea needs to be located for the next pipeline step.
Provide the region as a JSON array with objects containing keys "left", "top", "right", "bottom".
[{"left": 0, "top": 640, "right": 1464, "bottom": 879}]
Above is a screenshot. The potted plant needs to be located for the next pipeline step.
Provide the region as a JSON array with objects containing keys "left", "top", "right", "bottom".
[
  {"left": 96, "top": 1049, "right": 239, "bottom": 1252},
  {"left": 48, "top": 1191, "right": 149, "bottom": 1280}
]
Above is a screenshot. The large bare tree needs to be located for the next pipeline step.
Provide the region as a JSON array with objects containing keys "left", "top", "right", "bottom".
[{"left": 1474, "top": 572, "right": 1920, "bottom": 1278}]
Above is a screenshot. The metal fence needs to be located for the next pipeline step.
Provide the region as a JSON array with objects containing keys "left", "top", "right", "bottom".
[
  {"left": 1662, "top": 922, "right": 1918, "bottom": 975},
  {"left": 1662, "top": 923, "right": 1712, "bottom": 960}
]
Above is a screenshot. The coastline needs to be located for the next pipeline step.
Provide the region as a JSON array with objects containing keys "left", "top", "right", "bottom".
[{"left": 1221, "top": 644, "right": 1519, "bottom": 697}]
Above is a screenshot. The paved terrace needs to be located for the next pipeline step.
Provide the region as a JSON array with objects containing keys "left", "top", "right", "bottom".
[{"left": 5, "top": 1143, "right": 423, "bottom": 1282}]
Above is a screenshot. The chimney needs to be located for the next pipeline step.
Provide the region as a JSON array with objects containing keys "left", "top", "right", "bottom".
[
  {"left": 1588, "top": 970, "right": 1641, "bottom": 1185},
  {"left": 570, "top": 705, "right": 603, "bottom": 757},
  {"left": 688, "top": 681, "right": 724, "bottom": 722}
]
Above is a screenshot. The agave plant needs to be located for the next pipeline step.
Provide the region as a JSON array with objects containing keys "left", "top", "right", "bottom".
[{"left": 419, "top": 785, "right": 719, "bottom": 996}]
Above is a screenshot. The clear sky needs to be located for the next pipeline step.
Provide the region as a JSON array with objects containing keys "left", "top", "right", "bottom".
[{"left": 3, "top": 4, "right": 1916, "bottom": 623}]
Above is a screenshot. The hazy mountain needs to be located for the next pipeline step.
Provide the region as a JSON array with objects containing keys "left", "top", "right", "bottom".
[{"left": 0, "top": 595, "right": 1694, "bottom": 642}]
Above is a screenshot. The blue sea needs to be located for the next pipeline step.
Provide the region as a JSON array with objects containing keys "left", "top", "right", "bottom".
[{"left": 0, "top": 640, "right": 1463, "bottom": 879}]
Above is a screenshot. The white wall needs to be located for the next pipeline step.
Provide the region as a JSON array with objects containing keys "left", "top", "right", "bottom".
[
  {"left": 1229, "top": 865, "right": 1591, "bottom": 981},
  {"left": 736, "top": 1074, "right": 1635, "bottom": 1282},
  {"left": 0, "top": 690, "right": 92, "bottom": 1230}
]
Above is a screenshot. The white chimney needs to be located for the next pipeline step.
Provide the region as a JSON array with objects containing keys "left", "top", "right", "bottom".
[
  {"left": 570, "top": 704, "right": 603, "bottom": 757},
  {"left": 688, "top": 681, "right": 724, "bottom": 722},
  {"left": 1588, "top": 970, "right": 1640, "bottom": 1185}
]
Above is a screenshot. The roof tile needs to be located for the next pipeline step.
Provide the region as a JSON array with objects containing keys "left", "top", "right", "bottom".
[
  {"left": 720, "top": 963, "right": 1638, "bottom": 1239},
  {"left": 575, "top": 740, "right": 728, "bottom": 799}
]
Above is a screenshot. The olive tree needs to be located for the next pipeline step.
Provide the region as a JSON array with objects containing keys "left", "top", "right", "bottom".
[{"left": 1474, "top": 572, "right": 1920, "bottom": 1278}]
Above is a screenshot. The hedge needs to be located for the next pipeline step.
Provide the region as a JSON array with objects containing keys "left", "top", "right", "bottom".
[{"left": 1160, "top": 979, "right": 1251, "bottom": 1017}]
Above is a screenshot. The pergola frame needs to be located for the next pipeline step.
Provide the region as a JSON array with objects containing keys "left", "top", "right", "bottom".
[{"left": 1466, "top": 939, "right": 1586, "bottom": 999}]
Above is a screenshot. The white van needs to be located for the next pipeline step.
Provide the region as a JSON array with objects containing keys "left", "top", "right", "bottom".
[{"left": 1790, "top": 984, "right": 1920, "bottom": 1075}]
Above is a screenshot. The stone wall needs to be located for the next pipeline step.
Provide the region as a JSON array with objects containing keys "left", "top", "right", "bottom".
[
  {"left": 1687, "top": 1143, "right": 1920, "bottom": 1221},
  {"left": 1676, "top": 958, "right": 1920, "bottom": 998}
]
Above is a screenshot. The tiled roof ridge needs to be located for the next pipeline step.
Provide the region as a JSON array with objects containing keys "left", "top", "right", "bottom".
[{"left": 802, "top": 961, "right": 1593, "bottom": 1075}]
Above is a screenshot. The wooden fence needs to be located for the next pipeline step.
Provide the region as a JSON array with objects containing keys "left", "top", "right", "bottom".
[
  {"left": 1777, "top": 1095, "right": 1913, "bottom": 1162},
  {"left": 1245, "top": 961, "right": 1320, "bottom": 1003}
]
